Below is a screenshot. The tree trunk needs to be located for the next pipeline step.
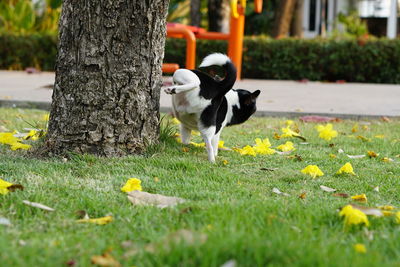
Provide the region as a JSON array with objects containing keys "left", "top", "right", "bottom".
[
  {"left": 44, "top": 0, "right": 169, "bottom": 157},
  {"left": 208, "top": 0, "right": 230, "bottom": 33},
  {"left": 190, "top": 0, "right": 201, "bottom": 27},
  {"left": 272, "top": 0, "right": 297, "bottom": 38},
  {"left": 291, "top": 0, "right": 304, "bottom": 37}
]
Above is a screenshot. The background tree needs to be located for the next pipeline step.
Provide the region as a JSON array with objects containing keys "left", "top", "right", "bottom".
[
  {"left": 190, "top": 0, "right": 202, "bottom": 26},
  {"left": 272, "top": 0, "right": 297, "bottom": 38},
  {"left": 208, "top": 0, "right": 230, "bottom": 32},
  {"left": 43, "top": 0, "right": 169, "bottom": 156}
]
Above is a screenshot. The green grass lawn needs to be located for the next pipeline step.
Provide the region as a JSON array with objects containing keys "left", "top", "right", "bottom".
[{"left": 1, "top": 107, "right": 400, "bottom": 267}]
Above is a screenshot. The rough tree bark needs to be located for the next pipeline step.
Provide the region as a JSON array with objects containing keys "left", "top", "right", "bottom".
[
  {"left": 190, "top": 0, "right": 201, "bottom": 27},
  {"left": 44, "top": 0, "right": 169, "bottom": 157},
  {"left": 272, "top": 0, "right": 297, "bottom": 38},
  {"left": 208, "top": 0, "right": 230, "bottom": 33}
]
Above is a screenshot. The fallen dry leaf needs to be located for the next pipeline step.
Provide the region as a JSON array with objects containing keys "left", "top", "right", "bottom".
[
  {"left": 260, "top": 167, "right": 278, "bottom": 171},
  {"left": 299, "top": 192, "right": 307, "bottom": 199},
  {"left": 299, "top": 115, "right": 338, "bottom": 123},
  {"left": 6, "top": 184, "right": 24, "bottom": 192},
  {"left": 381, "top": 116, "right": 391, "bottom": 122},
  {"left": 220, "top": 260, "right": 237, "bottom": 267},
  {"left": 0, "top": 217, "right": 11, "bottom": 226},
  {"left": 127, "top": 191, "right": 185, "bottom": 208},
  {"left": 91, "top": 252, "right": 121, "bottom": 267},
  {"left": 350, "top": 204, "right": 383, "bottom": 217},
  {"left": 346, "top": 154, "right": 366, "bottom": 159},
  {"left": 367, "top": 151, "right": 378, "bottom": 158},
  {"left": 320, "top": 185, "right": 336, "bottom": 192},
  {"left": 22, "top": 200, "right": 55, "bottom": 211},
  {"left": 332, "top": 193, "right": 349, "bottom": 198},
  {"left": 272, "top": 187, "right": 289, "bottom": 196}
]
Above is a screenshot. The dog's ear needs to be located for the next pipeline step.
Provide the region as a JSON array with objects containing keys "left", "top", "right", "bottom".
[{"left": 251, "top": 90, "right": 261, "bottom": 99}]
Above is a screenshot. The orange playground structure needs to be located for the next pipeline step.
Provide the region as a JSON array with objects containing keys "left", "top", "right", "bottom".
[{"left": 162, "top": 0, "right": 263, "bottom": 79}]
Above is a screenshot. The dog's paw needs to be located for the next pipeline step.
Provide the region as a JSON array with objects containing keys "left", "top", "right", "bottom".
[{"left": 164, "top": 87, "right": 176, "bottom": 94}]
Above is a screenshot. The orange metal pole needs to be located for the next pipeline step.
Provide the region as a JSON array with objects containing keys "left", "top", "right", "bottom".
[
  {"left": 167, "top": 27, "right": 196, "bottom": 69},
  {"left": 228, "top": 5, "right": 245, "bottom": 79},
  {"left": 196, "top": 32, "right": 230, "bottom": 40},
  {"left": 254, "top": 0, "right": 263, "bottom": 13}
]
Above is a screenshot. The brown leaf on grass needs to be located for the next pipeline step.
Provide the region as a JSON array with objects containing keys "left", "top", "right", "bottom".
[
  {"left": 127, "top": 191, "right": 185, "bottom": 208},
  {"left": 320, "top": 185, "right": 336, "bottom": 192},
  {"left": 91, "top": 252, "right": 121, "bottom": 267},
  {"left": 357, "top": 135, "right": 371, "bottom": 142},
  {"left": 7, "top": 184, "right": 24, "bottom": 192},
  {"left": 182, "top": 147, "right": 189, "bottom": 152},
  {"left": 350, "top": 204, "right": 383, "bottom": 217},
  {"left": 299, "top": 192, "right": 307, "bottom": 199},
  {"left": 22, "top": 200, "right": 55, "bottom": 212},
  {"left": 286, "top": 154, "right": 303, "bottom": 161},
  {"left": 381, "top": 116, "right": 391, "bottom": 122},
  {"left": 299, "top": 115, "right": 339, "bottom": 123},
  {"left": 260, "top": 167, "right": 278, "bottom": 171},
  {"left": 332, "top": 193, "right": 349, "bottom": 198}
]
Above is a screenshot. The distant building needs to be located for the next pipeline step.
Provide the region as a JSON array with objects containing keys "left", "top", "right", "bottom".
[{"left": 302, "top": 0, "right": 399, "bottom": 38}]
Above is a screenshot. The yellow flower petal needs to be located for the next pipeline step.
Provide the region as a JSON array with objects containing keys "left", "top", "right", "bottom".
[
  {"left": 316, "top": 123, "right": 338, "bottom": 141},
  {"left": 301, "top": 165, "right": 324, "bottom": 178},
  {"left": 339, "top": 205, "right": 369, "bottom": 227},
  {"left": 353, "top": 243, "right": 367, "bottom": 254},
  {"left": 367, "top": 151, "right": 378, "bottom": 158},
  {"left": 253, "top": 138, "right": 276, "bottom": 155},
  {"left": 351, "top": 194, "right": 367, "bottom": 203},
  {"left": 0, "top": 132, "right": 20, "bottom": 145},
  {"left": 281, "top": 127, "right": 300, "bottom": 138},
  {"left": 42, "top": 114, "right": 50, "bottom": 121},
  {"left": 10, "top": 142, "right": 32, "bottom": 151},
  {"left": 171, "top": 118, "right": 181, "bottom": 125},
  {"left": 77, "top": 216, "right": 113, "bottom": 225},
  {"left": 276, "top": 141, "right": 295, "bottom": 152},
  {"left": 121, "top": 178, "right": 142, "bottom": 193},
  {"left": 238, "top": 145, "right": 256, "bottom": 156},
  {"left": 337, "top": 162, "right": 356, "bottom": 175},
  {"left": 374, "top": 134, "right": 385, "bottom": 139},
  {"left": 396, "top": 211, "right": 400, "bottom": 224},
  {"left": 0, "top": 178, "right": 13, "bottom": 195}
]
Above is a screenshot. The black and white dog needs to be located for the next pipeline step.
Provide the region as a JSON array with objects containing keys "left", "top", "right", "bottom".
[{"left": 164, "top": 53, "right": 260, "bottom": 163}]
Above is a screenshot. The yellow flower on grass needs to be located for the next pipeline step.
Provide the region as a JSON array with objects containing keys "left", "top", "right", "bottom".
[
  {"left": 316, "top": 123, "right": 338, "bottom": 141},
  {"left": 281, "top": 127, "right": 301, "bottom": 138},
  {"left": 0, "top": 132, "right": 20, "bottom": 145},
  {"left": 351, "top": 194, "right": 367, "bottom": 203},
  {"left": 301, "top": 165, "right": 324, "bottom": 178},
  {"left": 171, "top": 118, "right": 181, "bottom": 125},
  {"left": 374, "top": 134, "right": 385, "bottom": 139},
  {"left": 23, "top": 130, "right": 39, "bottom": 141},
  {"left": 76, "top": 215, "right": 113, "bottom": 225},
  {"left": 353, "top": 243, "right": 367, "bottom": 254},
  {"left": 218, "top": 140, "right": 228, "bottom": 149},
  {"left": 396, "top": 211, "right": 400, "bottom": 224},
  {"left": 285, "top": 120, "right": 294, "bottom": 126},
  {"left": 253, "top": 138, "right": 276, "bottom": 155},
  {"left": 121, "top": 178, "right": 142, "bottom": 192},
  {"left": 339, "top": 205, "right": 369, "bottom": 227},
  {"left": 276, "top": 141, "right": 295, "bottom": 152},
  {"left": 382, "top": 211, "right": 394, "bottom": 217},
  {"left": 337, "top": 162, "right": 356, "bottom": 175},
  {"left": 0, "top": 178, "right": 13, "bottom": 195},
  {"left": 10, "top": 142, "right": 32, "bottom": 151},
  {"left": 378, "top": 205, "right": 395, "bottom": 211},
  {"left": 238, "top": 145, "right": 256, "bottom": 156},
  {"left": 190, "top": 141, "right": 205, "bottom": 148}
]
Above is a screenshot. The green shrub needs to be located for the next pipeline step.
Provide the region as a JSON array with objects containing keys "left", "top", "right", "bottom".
[
  {"left": 1, "top": 33, "right": 400, "bottom": 84},
  {"left": 0, "top": 33, "right": 57, "bottom": 70}
]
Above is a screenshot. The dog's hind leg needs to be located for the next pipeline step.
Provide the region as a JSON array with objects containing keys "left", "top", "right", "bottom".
[
  {"left": 211, "top": 131, "right": 221, "bottom": 157},
  {"left": 180, "top": 124, "right": 192, "bottom": 144},
  {"left": 200, "top": 126, "right": 216, "bottom": 163}
]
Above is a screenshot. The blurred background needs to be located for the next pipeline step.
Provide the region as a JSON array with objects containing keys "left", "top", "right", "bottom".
[{"left": 0, "top": 0, "right": 399, "bottom": 83}]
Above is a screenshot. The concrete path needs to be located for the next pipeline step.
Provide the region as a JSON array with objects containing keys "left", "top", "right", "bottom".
[{"left": 1, "top": 70, "right": 399, "bottom": 118}]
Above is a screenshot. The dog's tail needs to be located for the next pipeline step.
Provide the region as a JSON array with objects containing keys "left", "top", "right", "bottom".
[{"left": 199, "top": 53, "right": 237, "bottom": 91}]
